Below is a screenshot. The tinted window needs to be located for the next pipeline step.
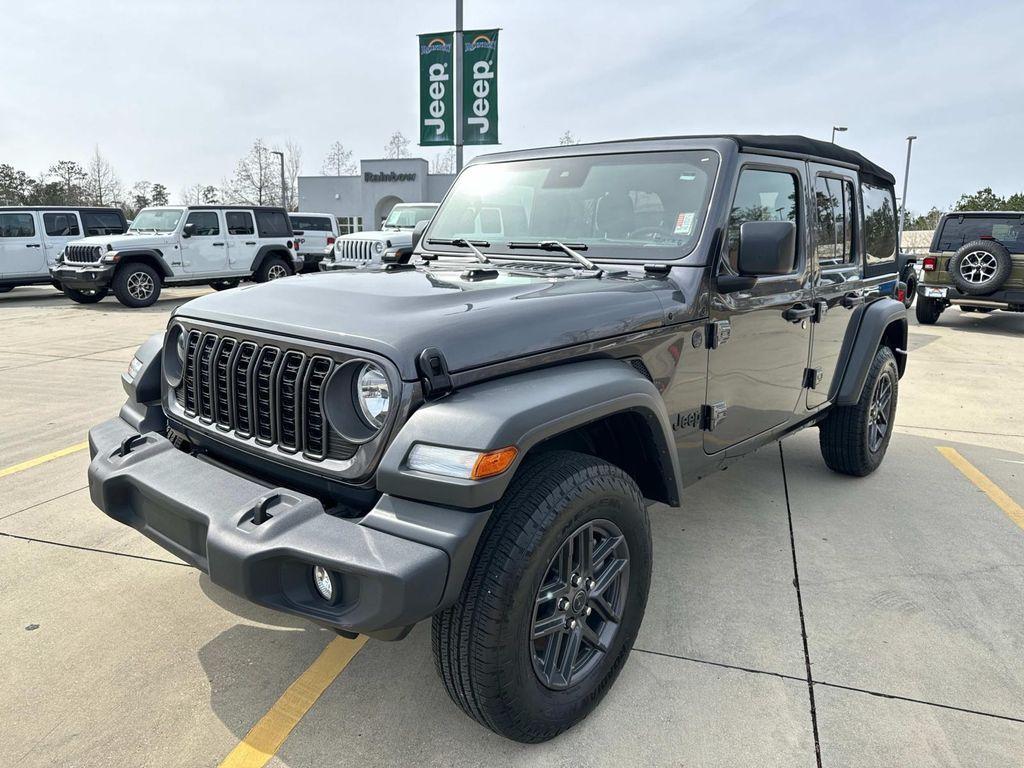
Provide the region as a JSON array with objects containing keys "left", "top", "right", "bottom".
[
  {"left": 0, "top": 213, "right": 36, "bottom": 237},
  {"left": 226, "top": 211, "right": 255, "bottom": 235},
  {"left": 289, "top": 215, "right": 333, "bottom": 232},
  {"left": 862, "top": 183, "right": 897, "bottom": 267},
  {"left": 185, "top": 211, "right": 220, "bottom": 236},
  {"left": 727, "top": 168, "right": 799, "bottom": 271},
  {"left": 81, "top": 211, "right": 126, "bottom": 235},
  {"left": 43, "top": 212, "right": 81, "bottom": 236},
  {"left": 255, "top": 210, "right": 291, "bottom": 237},
  {"left": 937, "top": 215, "right": 1024, "bottom": 252},
  {"left": 813, "top": 176, "right": 855, "bottom": 267}
]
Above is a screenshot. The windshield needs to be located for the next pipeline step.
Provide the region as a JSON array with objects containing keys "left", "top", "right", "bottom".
[
  {"left": 426, "top": 151, "right": 720, "bottom": 259},
  {"left": 385, "top": 205, "right": 438, "bottom": 229},
  {"left": 129, "top": 208, "right": 184, "bottom": 233}
]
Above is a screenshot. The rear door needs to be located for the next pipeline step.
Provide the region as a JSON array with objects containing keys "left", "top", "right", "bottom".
[
  {"left": 41, "top": 211, "right": 83, "bottom": 270},
  {"left": 806, "top": 166, "right": 863, "bottom": 408},
  {"left": 180, "top": 210, "right": 227, "bottom": 274},
  {"left": 224, "top": 210, "right": 258, "bottom": 273},
  {"left": 0, "top": 211, "right": 44, "bottom": 277}
]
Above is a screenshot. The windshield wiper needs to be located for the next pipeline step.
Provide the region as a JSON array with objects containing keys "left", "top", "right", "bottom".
[
  {"left": 427, "top": 238, "right": 491, "bottom": 263},
  {"left": 507, "top": 240, "right": 599, "bottom": 272}
]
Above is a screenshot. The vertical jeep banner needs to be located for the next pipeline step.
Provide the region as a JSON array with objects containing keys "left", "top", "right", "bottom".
[
  {"left": 462, "top": 29, "right": 499, "bottom": 145},
  {"left": 419, "top": 32, "right": 454, "bottom": 146}
]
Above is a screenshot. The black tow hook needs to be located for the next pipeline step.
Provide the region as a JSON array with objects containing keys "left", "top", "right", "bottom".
[{"left": 117, "top": 433, "right": 148, "bottom": 457}]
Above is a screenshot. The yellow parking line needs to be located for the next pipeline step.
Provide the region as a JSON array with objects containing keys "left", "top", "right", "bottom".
[
  {"left": 219, "top": 635, "right": 367, "bottom": 768},
  {"left": 938, "top": 447, "right": 1024, "bottom": 531},
  {"left": 0, "top": 441, "right": 88, "bottom": 479}
]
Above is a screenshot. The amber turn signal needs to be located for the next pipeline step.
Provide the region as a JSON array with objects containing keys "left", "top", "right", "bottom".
[{"left": 471, "top": 446, "right": 518, "bottom": 480}]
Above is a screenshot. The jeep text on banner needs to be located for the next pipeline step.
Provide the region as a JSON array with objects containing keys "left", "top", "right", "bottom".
[
  {"left": 419, "top": 32, "right": 454, "bottom": 146},
  {"left": 462, "top": 29, "right": 499, "bottom": 146}
]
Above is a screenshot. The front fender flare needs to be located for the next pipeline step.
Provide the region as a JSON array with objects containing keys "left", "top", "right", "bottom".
[{"left": 377, "top": 359, "right": 682, "bottom": 509}]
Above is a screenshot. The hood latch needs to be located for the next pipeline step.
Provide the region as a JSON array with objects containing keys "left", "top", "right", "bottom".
[{"left": 417, "top": 347, "right": 454, "bottom": 400}]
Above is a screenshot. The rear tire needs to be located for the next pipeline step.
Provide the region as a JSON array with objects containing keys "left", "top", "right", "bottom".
[
  {"left": 432, "top": 451, "right": 652, "bottom": 743},
  {"left": 819, "top": 345, "right": 898, "bottom": 477},
  {"left": 915, "top": 295, "right": 942, "bottom": 325},
  {"left": 254, "top": 257, "right": 291, "bottom": 283},
  {"left": 63, "top": 286, "right": 107, "bottom": 304},
  {"left": 902, "top": 272, "right": 917, "bottom": 309},
  {"left": 209, "top": 279, "right": 240, "bottom": 291},
  {"left": 112, "top": 263, "right": 161, "bottom": 308}
]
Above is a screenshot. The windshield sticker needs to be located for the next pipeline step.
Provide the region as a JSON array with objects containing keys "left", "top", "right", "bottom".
[{"left": 674, "top": 212, "right": 696, "bottom": 236}]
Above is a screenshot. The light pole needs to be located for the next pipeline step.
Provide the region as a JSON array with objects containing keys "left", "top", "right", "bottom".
[
  {"left": 898, "top": 135, "right": 917, "bottom": 244},
  {"left": 454, "top": 0, "right": 464, "bottom": 173},
  {"left": 270, "top": 150, "right": 286, "bottom": 209},
  {"left": 831, "top": 126, "right": 847, "bottom": 144}
]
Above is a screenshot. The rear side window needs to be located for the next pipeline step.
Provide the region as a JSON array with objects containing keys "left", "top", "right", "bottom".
[
  {"left": 289, "top": 215, "right": 333, "bottom": 232},
  {"left": 255, "top": 210, "right": 291, "bottom": 237},
  {"left": 861, "top": 182, "right": 897, "bottom": 272},
  {"left": 813, "top": 176, "right": 855, "bottom": 267},
  {"left": 81, "top": 211, "right": 126, "bottom": 236},
  {"left": 185, "top": 211, "right": 220, "bottom": 236},
  {"left": 0, "top": 213, "right": 36, "bottom": 237},
  {"left": 936, "top": 216, "right": 1024, "bottom": 252},
  {"left": 44, "top": 212, "right": 80, "bottom": 236},
  {"left": 726, "top": 168, "right": 800, "bottom": 272},
  {"left": 226, "top": 211, "right": 255, "bottom": 235}
]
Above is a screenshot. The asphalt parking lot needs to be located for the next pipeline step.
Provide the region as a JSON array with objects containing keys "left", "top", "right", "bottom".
[{"left": 2, "top": 285, "right": 1023, "bottom": 767}]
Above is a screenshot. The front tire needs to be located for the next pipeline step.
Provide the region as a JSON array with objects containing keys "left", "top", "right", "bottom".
[
  {"left": 113, "top": 263, "right": 161, "bottom": 308},
  {"left": 819, "top": 345, "right": 899, "bottom": 477},
  {"left": 432, "top": 451, "right": 652, "bottom": 743},
  {"left": 63, "top": 286, "right": 107, "bottom": 304},
  {"left": 915, "top": 295, "right": 942, "bottom": 324},
  {"left": 209, "top": 279, "right": 240, "bottom": 291}
]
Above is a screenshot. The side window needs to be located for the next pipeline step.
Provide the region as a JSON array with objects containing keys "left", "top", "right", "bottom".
[
  {"left": 813, "top": 176, "right": 856, "bottom": 267},
  {"left": 862, "top": 182, "right": 897, "bottom": 271},
  {"left": 185, "top": 211, "right": 220, "bottom": 236},
  {"left": 0, "top": 213, "right": 36, "bottom": 237},
  {"left": 254, "top": 210, "right": 291, "bottom": 237},
  {"left": 226, "top": 212, "right": 255, "bottom": 235},
  {"left": 727, "top": 168, "right": 799, "bottom": 272},
  {"left": 81, "top": 211, "right": 126, "bottom": 235},
  {"left": 43, "top": 213, "right": 81, "bottom": 237}
]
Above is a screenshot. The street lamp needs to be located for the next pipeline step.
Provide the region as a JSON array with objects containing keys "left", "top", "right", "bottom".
[
  {"left": 270, "top": 150, "right": 286, "bottom": 209},
  {"left": 831, "top": 126, "right": 847, "bottom": 144},
  {"left": 898, "top": 135, "right": 917, "bottom": 244}
]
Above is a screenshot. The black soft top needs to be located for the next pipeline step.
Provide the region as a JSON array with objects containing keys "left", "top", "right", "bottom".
[{"left": 721, "top": 135, "right": 895, "bottom": 186}]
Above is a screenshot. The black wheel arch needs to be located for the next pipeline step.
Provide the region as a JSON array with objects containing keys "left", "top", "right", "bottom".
[
  {"left": 115, "top": 250, "right": 173, "bottom": 279},
  {"left": 250, "top": 245, "right": 294, "bottom": 274},
  {"left": 833, "top": 297, "right": 907, "bottom": 406},
  {"left": 377, "top": 359, "right": 683, "bottom": 510}
]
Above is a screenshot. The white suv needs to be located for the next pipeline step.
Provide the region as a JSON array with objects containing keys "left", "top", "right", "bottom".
[
  {"left": 288, "top": 212, "right": 338, "bottom": 273},
  {"left": 321, "top": 203, "right": 438, "bottom": 270},
  {"left": 0, "top": 207, "right": 127, "bottom": 295},
  {"left": 51, "top": 206, "right": 296, "bottom": 308}
]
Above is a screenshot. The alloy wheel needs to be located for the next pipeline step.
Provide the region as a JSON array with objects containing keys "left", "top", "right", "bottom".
[
  {"left": 959, "top": 251, "right": 998, "bottom": 284},
  {"left": 530, "top": 519, "right": 630, "bottom": 690},
  {"left": 267, "top": 264, "right": 288, "bottom": 280},
  {"left": 867, "top": 374, "right": 893, "bottom": 453},
  {"left": 127, "top": 271, "right": 154, "bottom": 300}
]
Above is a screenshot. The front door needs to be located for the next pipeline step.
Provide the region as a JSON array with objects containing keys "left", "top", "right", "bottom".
[
  {"left": 180, "top": 210, "right": 227, "bottom": 274},
  {"left": 224, "top": 210, "right": 258, "bottom": 273},
  {"left": 807, "top": 166, "right": 863, "bottom": 408},
  {"left": 704, "top": 162, "right": 814, "bottom": 453},
  {"left": 0, "top": 211, "right": 44, "bottom": 278},
  {"left": 41, "top": 211, "right": 82, "bottom": 271}
]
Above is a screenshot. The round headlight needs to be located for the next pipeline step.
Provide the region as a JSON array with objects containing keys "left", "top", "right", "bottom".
[
  {"left": 373, "top": 240, "right": 385, "bottom": 254},
  {"left": 163, "top": 323, "right": 187, "bottom": 387},
  {"left": 355, "top": 363, "right": 390, "bottom": 428},
  {"left": 176, "top": 328, "right": 187, "bottom": 363}
]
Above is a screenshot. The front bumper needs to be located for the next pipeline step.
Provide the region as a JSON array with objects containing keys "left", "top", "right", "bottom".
[
  {"left": 51, "top": 263, "right": 114, "bottom": 290},
  {"left": 918, "top": 282, "right": 1024, "bottom": 308},
  {"left": 88, "top": 416, "right": 489, "bottom": 637}
]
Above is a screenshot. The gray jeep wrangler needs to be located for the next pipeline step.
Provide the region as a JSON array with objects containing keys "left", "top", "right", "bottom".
[{"left": 87, "top": 135, "right": 907, "bottom": 743}]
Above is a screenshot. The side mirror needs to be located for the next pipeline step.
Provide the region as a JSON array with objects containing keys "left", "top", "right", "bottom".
[
  {"left": 410, "top": 220, "right": 428, "bottom": 252},
  {"left": 737, "top": 221, "right": 796, "bottom": 276},
  {"left": 182, "top": 223, "right": 195, "bottom": 238}
]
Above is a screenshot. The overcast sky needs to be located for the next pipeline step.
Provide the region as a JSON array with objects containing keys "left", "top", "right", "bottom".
[{"left": 2, "top": 0, "right": 1020, "bottom": 211}]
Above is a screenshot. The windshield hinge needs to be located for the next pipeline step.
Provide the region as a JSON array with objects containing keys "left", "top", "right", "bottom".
[{"left": 417, "top": 347, "right": 453, "bottom": 400}]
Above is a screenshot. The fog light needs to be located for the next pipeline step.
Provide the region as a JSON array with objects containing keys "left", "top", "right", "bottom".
[{"left": 312, "top": 565, "right": 334, "bottom": 601}]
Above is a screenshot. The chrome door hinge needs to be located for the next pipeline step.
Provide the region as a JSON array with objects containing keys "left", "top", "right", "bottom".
[
  {"left": 706, "top": 319, "right": 731, "bottom": 350},
  {"left": 701, "top": 401, "right": 728, "bottom": 431}
]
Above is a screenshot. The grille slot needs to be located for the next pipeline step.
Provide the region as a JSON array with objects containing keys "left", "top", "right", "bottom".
[
  {"left": 213, "top": 338, "right": 236, "bottom": 429},
  {"left": 64, "top": 245, "right": 102, "bottom": 264},
  {"left": 337, "top": 239, "right": 376, "bottom": 262},
  {"left": 254, "top": 347, "right": 281, "bottom": 444},
  {"left": 196, "top": 334, "right": 218, "bottom": 423},
  {"left": 232, "top": 342, "right": 258, "bottom": 437},
  {"left": 303, "top": 357, "right": 333, "bottom": 459},
  {"left": 276, "top": 351, "right": 306, "bottom": 452}
]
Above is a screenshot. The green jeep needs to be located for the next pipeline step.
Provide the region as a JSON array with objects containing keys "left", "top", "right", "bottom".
[{"left": 916, "top": 211, "right": 1024, "bottom": 323}]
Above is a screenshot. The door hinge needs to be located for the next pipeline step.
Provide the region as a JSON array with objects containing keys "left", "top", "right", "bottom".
[
  {"left": 814, "top": 300, "right": 828, "bottom": 323},
  {"left": 803, "top": 367, "right": 824, "bottom": 389},
  {"left": 417, "top": 347, "right": 453, "bottom": 400},
  {"left": 706, "top": 319, "right": 731, "bottom": 349},
  {"left": 701, "top": 401, "right": 728, "bottom": 431}
]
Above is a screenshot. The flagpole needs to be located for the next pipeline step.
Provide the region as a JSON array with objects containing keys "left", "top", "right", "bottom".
[{"left": 454, "top": 0, "right": 464, "bottom": 172}]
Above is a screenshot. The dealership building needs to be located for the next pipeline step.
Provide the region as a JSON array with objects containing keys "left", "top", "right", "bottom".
[{"left": 296, "top": 158, "right": 455, "bottom": 234}]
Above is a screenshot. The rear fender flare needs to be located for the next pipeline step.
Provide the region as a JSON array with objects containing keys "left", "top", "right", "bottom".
[
  {"left": 834, "top": 297, "right": 907, "bottom": 406},
  {"left": 250, "top": 245, "right": 294, "bottom": 274}
]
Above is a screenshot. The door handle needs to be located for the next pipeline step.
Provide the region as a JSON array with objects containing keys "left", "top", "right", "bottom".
[
  {"left": 244, "top": 241, "right": 256, "bottom": 245},
  {"left": 782, "top": 304, "right": 816, "bottom": 323},
  {"left": 25, "top": 243, "right": 41, "bottom": 248},
  {"left": 212, "top": 242, "right": 225, "bottom": 246},
  {"left": 840, "top": 292, "right": 865, "bottom": 309}
]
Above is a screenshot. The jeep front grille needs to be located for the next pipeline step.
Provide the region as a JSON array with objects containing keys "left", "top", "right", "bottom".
[
  {"left": 174, "top": 329, "right": 357, "bottom": 461},
  {"left": 335, "top": 239, "right": 377, "bottom": 262},
  {"left": 64, "top": 245, "right": 104, "bottom": 264}
]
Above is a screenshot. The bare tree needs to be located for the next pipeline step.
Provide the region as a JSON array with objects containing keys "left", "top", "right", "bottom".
[
  {"left": 181, "top": 183, "right": 221, "bottom": 206},
  {"left": 282, "top": 140, "right": 302, "bottom": 211},
  {"left": 322, "top": 141, "right": 357, "bottom": 175},
  {"left": 383, "top": 131, "right": 411, "bottom": 159},
  {"left": 83, "top": 147, "right": 122, "bottom": 206},
  {"left": 225, "top": 139, "right": 281, "bottom": 206},
  {"left": 431, "top": 147, "right": 456, "bottom": 174},
  {"left": 46, "top": 160, "right": 87, "bottom": 204},
  {"left": 558, "top": 130, "right": 580, "bottom": 146}
]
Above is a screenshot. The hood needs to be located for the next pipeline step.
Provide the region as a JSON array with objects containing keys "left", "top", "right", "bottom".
[
  {"left": 176, "top": 263, "right": 699, "bottom": 380},
  {"left": 69, "top": 232, "right": 177, "bottom": 250},
  {"left": 336, "top": 230, "right": 413, "bottom": 247}
]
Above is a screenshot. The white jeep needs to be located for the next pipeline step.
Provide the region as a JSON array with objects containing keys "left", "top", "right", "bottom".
[
  {"left": 321, "top": 203, "right": 438, "bottom": 270},
  {"left": 50, "top": 205, "right": 296, "bottom": 307}
]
